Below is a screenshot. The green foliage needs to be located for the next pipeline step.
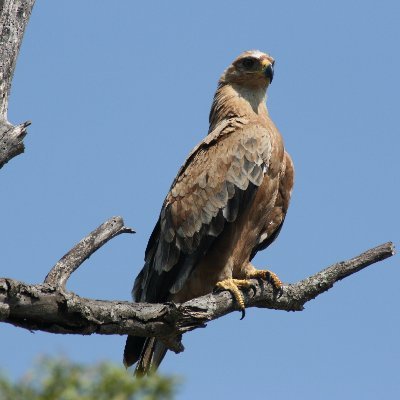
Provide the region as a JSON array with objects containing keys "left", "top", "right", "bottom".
[{"left": 0, "top": 357, "right": 180, "bottom": 400}]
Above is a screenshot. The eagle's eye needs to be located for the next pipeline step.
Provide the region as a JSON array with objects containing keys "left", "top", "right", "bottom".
[{"left": 242, "top": 58, "right": 255, "bottom": 69}]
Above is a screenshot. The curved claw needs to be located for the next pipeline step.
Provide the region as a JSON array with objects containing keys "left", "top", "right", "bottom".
[
  {"left": 248, "top": 281, "right": 258, "bottom": 294},
  {"left": 214, "top": 278, "right": 250, "bottom": 320}
]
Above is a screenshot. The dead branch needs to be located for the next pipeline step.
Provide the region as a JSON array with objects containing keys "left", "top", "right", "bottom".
[
  {"left": 0, "top": 0, "right": 35, "bottom": 169},
  {"left": 44, "top": 217, "right": 135, "bottom": 290},
  {"left": 0, "top": 0, "right": 396, "bottom": 359},
  {"left": 0, "top": 237, "right": 395, "bottom": 353}
]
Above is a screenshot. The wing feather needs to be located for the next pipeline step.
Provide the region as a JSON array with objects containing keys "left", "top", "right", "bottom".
[
  {"left": 250, "top": 151, "right": 295, "bottom": 259},
  {"left": 134, "top": 119, "right": 272, "bottom": 302}
]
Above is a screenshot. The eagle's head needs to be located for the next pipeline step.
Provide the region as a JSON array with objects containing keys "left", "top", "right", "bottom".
[{"left": 221, "top": 50, "right": 275, "bottom": 89}]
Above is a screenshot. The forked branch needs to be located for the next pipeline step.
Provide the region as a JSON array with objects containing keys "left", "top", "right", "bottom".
[
  {"left": 44, "top": 217, "right": 135, "bottom": 290},
  {"left": 0, "top": 0, "right": 396, "bottom": 357},
  {"left": 0, "top": 229, "right": 395, "bottom": 353}
]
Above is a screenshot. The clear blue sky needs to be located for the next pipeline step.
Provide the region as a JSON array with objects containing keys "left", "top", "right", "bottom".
[{"left": 1, "top": 1, "right": 399, "bottom": 399}]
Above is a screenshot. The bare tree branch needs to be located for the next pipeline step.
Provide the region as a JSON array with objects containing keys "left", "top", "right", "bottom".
[
  {"left": 0, "top": 0, "right": 396, "bottom": 361},
  {"left": 0, "top": 0, "right": 35, "bottom": 169},
  {"left": 44, "top": 217, "right": 135, "bottom": 290},
  {"left": 0, "top": 241, "right": 395, "bottom": 353}
]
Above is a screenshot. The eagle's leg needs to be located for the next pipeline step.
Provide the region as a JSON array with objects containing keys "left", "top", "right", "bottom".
[{"left": 215, "top": 279, "right": 255, "bottom": 320}]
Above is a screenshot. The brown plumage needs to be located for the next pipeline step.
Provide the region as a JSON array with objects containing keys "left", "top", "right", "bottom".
[{"left": 124, "top": 50, "right": 294, "bottom": 374}]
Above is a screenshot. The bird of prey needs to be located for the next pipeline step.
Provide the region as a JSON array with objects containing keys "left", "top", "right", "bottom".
[{"left": 124, "top": 50, "right": 294, "bottom": 374}]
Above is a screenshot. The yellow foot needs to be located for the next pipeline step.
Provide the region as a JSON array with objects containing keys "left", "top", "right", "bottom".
[
  {"left": 215, "top": 279, "right": 255, "bottom": 320},
  {"left": 247, "top": 269, "right": 283, "bottom": 297}
]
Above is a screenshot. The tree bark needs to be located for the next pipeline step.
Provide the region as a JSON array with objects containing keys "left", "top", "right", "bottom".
[
  {"left": 0, "top": 0, "right": 396, "bottom": 358},
  {"left": 0, "top": 0, "right": 35, "bottom": 169},
  {"left": 0, "top": 229, "right": 395, "bottom": 353}
]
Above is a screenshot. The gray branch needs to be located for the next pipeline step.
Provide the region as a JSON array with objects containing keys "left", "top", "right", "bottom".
[
  {"left": 44, "top": 216, "right": 135, "bottom": 290},
  {"left": 0, "top": 0, "right": 396, "bottom": 359},
  {"left": 0, "top": 0, "right": 35, "bottom": 169},
  {"left": 0, "top": 239, "right": 395, "bottom": 353}
]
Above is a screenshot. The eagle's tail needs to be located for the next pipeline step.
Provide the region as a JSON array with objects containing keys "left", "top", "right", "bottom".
[{"left": 123, "top": 335, "right": 167, "bottom": 376}]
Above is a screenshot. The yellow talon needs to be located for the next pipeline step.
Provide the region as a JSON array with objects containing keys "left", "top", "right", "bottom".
[
  {"left": 247, "top": 269, "right": 283, "bottom": 295},
  {"left": 215, "top": 278, "right": 254, "bottom": 319},
  {"left": 215, "top": 270, "right": 283, "bottom": 319}
]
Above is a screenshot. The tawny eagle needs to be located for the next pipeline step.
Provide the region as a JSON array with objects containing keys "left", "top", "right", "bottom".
[{"left": 124, "top": 50, "right": 294, "bottom": 374}]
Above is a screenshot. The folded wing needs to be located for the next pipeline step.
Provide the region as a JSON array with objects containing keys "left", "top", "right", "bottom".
[{"left": 134, "top": 118, "right": 272, "bottom": 303}]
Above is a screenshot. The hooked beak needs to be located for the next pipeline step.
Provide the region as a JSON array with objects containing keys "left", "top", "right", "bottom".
[{"left": 264, "top": 62, "right": 274, "bottom": 83}]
